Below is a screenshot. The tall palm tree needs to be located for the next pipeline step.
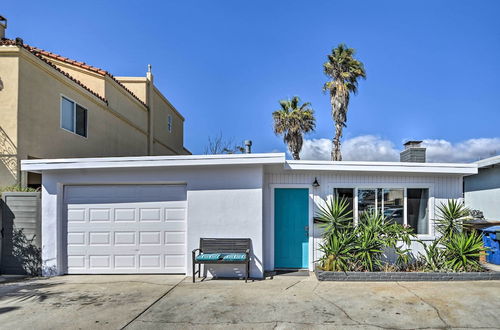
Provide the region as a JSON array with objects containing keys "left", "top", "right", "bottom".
[
  {"left": 272, "top": 96, "right": 315, "bottom": 160},
  {"left": 323, "top": 44, "right": 366, "bottom": 161}
]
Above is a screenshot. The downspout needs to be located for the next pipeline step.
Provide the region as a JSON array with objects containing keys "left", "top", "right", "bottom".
[{"left": 146, "top": 64, "right": 154, "bottom": 155}]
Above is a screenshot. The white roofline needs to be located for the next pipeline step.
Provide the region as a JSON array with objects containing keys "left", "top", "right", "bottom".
[
  {"left": 285, "top": 160, "right": 477, "bottom": 175},
  {"left": 21, "top": 153, "right": 286, "bottom": 172},
  {"left": 475, "top": 155, "right": 500, "bottom": 168},
  {"left": 21, "top": 153, "right": 477, "bottom": 175}
]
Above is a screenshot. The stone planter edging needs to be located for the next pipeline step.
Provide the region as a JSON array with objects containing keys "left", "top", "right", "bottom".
[{"left": 315, "top": 269, "right": 500, "bottom": 281}]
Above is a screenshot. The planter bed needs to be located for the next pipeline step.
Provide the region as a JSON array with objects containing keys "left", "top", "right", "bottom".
[{"left": 315, "top": 269, "right": 500, "bottom": 281}]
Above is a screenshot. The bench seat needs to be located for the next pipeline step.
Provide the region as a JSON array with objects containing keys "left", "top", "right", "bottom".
[{"left": 192, "top": 238, "right": 251, "bottom": 282}]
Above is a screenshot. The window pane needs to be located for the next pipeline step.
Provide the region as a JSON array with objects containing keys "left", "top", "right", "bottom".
[
  {"left": 61, "top": 97, "right": 74, "bottom": 132},
  {"left": 167, "top": 115, "right": 172, "bottom": 132},
  {"left": 358, "top": 189, "right": 376, "bottom": 220},
  {"left": 407, "top": 188, "right": 429, "bottom": 234},
  {"left": 383, "top": 189, "right": 404, "bottom": 225},
  {"left": 334, "top": 188, "right": 354, "bottom": 221},
  {"left": 75, "top": 104, "right": 87, "bottom": 137}
]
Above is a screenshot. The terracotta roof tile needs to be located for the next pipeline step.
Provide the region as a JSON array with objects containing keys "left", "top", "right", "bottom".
[
  {"left": 0, "top": 39, "right": 147, "bottom": 108},
  {"left": 0, "top": 38, "right": 108, "bottom": 104}
]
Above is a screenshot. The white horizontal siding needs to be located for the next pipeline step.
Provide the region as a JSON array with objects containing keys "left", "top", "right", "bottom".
[{"left": 263, "top": 165, "right": 463, "bottom": 271}]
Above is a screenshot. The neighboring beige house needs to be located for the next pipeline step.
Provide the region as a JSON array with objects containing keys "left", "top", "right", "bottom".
[{"left": 0, "top": 16, "right": 190, "bottom": 188}]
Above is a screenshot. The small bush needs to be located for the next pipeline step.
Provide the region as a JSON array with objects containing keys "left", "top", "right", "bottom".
[
  {"left": 317, "top": 197, "right": 416, "bottom": 272},
  {"left": 0, "top": 185, "right": 39, "bottom": 193},
  {"left": 317, "top": 198, "right": 487, "bottom": 273}
]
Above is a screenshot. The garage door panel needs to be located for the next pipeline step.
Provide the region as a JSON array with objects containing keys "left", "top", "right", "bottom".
[
  {"left": 65, "top": 185, "right": 186, "bottom": 274},
  {"left": 114, "top": 232, "right": 136, "bottom": 245},
  {"left": 89, "top": 232, "right": 111, "bottom": 245},
  {"left": 165, "top": 244, "right": 185, "bottom": 254},
  {"left": 139, "top": 231, "right": 161, "bottom": 245},
  {"left": 139, "top": 208, "right": 162, "bottom": 222},
  {"left": 165, "top": 232, "right": 185, "bottom": 244},
  {"left": 114, "top": 255, "right": 136, "bottom": 268},
  {"left": 114, "top": 208, "right": 136, "bottom": 222}
]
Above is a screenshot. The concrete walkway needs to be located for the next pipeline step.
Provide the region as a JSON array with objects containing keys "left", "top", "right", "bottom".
[{"left": 0, "top": 274, "right": 499, "bottom": 329}]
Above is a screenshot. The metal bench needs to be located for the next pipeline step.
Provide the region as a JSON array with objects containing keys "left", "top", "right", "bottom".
[{"left": 192, "top": 238, "right": 251, "bottom": 283}]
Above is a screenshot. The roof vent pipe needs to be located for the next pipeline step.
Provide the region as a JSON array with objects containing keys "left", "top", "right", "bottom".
[{"left": 244, "top": 140, "right": 252, "bottom": 154}]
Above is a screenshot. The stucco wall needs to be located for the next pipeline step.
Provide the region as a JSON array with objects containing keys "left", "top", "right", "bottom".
[
  {"left": 0, "top": 47, "right": 19, "bottom": 186},
  {"left": 48, "top": 60, "right": 106, "bottom": 98},
  {"left": 39, "top": 165, "right": 264, "bottom": 277},
  {"left": 464, "top": 166, "right": 500, "bottom": 220},
  {"left": 16, "top": 53, "right": 149, "bottom": 159},
  {"left": 262, "top": 165, "right": 464, "bottom": 271},
  {"left": 152, "top": 87, "right": 185, "bottom": 155}
]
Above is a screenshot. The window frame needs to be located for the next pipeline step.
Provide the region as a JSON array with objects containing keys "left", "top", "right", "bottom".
[
  {"left": 327, "top": 184, "right": 435, "bottom": 240},
  {"left": 167, "top": 115, "right": 172, "bottom": 133},
  {"left": 60, "top": 95, "right": 88, "bottom": 138}
]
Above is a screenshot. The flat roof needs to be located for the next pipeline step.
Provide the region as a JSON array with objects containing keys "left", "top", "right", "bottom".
[
  {"left": 21, "top": 153, "right": 286, "bottom": 172},
  {"left": 475, "top": 155, "right": 500, "bottom": 168},
  {"left": 285, "top": 160, "right": 477, "bottom": 175},
  {"left": 21, "top": 153, "right": 478, "bottom": 175}
]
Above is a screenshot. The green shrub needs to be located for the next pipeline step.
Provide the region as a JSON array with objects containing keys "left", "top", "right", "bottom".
[
  {"left": 317, "top": 198, "right": 416, "bottom": 272},
  {"left": 0, "top": 185, "right": 39, "bottom": 193},
  {"left": 417, "top": 200, "right": 486, "bottom": 272},
  {"left": 442, "top": 230, "right": 485, "bottom": 272}
]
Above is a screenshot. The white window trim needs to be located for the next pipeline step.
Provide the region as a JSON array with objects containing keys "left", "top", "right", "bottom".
[
  {"left": 327, "top": 183, "right": 435, "bottom": 240},
  {"left": 60, "top": 94, "right": 88, "bottom": 139}
]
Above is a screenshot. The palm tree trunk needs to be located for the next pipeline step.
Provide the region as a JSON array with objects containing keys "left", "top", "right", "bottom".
[
  {"left": 332, "top": 122, "right": 343, "bottom": 161},
  {"left": 292, "top": 151, "right": 300, "bottom": 160}
]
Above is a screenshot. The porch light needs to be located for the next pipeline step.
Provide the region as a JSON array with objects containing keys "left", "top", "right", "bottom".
[{"left": 312, "top": 177, "right": 320, "bottom": 188}]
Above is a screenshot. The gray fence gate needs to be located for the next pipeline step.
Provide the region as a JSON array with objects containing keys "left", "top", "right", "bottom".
[{"left": 0, "top": 192, "right": 41, "bottom": 275}]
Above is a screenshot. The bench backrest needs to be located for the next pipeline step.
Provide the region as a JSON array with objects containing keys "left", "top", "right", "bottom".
[{"left": 200, "top": 238, "right": 251, "bottom": 253}]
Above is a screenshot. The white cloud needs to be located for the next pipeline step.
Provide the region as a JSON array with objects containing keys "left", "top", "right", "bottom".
[
  {"left": 422, "top": 138, "right": 500, "bottom": 163},
  {"left": 298, "top": 135, "right": 500, "bottom": 163}
]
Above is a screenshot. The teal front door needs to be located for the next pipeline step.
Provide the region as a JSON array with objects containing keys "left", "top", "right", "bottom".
[{"left": 274, "top": 188, "right": 309, "bottom": 269}]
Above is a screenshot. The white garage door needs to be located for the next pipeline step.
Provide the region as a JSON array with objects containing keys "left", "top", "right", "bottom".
[{"left": 64, "top": 185, "right": 187, "bottom": 274}]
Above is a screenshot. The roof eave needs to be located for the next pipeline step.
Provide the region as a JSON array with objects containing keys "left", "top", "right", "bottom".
[{"left": 21, "top": 153, "right": 286, "bottom": 173}]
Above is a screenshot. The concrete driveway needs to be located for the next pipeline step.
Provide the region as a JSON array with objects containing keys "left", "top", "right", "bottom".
[{"left": 0, "top": 275, "right": 499, "bottom": 329}]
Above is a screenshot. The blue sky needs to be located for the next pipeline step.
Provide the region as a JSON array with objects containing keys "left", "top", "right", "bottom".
[{"left": 3, "top": 1, "right": 500, "bottom": 160}]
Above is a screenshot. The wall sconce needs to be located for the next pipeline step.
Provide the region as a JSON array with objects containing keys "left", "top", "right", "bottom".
[{"left": 312, "top": 177, "right": 320, "bottom": 188}]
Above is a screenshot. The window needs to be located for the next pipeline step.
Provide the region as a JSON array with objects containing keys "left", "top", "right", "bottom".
[
  {"left": 61, "top": 97, "right": 87, "bottom": 137},
  {"left": 333, "top": 188, "right": 354, "bottom": 221},
  {"left": 358, "top": 189, "right": 376, "bottom": 219},
  {"left": 334, "top": 187, "right": 430, "bottom": 235},
  {"left": 381, "top": 189, "right": 404, "bottom": 225},
  {"left": 407, "top": 189, "right": 429, "bottom": 235},
  {"left": 167, "top": 115, "right": 172, "bottom": 133}
]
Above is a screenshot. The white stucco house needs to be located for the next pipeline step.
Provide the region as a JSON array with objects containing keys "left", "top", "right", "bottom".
[
  {"left": 21, "top": 152, "right": 477, "bottom": 278},
  {"left": 464, "top": 155, "right": 500, "bottom": 221}
]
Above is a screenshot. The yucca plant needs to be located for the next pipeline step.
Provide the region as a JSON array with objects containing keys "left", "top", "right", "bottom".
[
  {"left": 318, "top": 231, "right": 356, "bottom": 271},
  {"left": 419, "top": 240, "right": 447, "bottom": 272},
  {"left": 435, "top": 199, "right": 470, "bottom": 239},
  {"left": 442, "top": 230, "right": 486, "bottom": 272},
  {"left": 354, "top": 225, "right": 384, "bottom": 271},
  {"left": 316, "top": 197, "right": 353, "bottom": 236}
]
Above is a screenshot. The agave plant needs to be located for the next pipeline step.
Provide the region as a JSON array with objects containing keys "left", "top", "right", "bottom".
[
  {"left": 442, "top": 230, "right": 486, "bottom": 272},
  {"left": 316, "top": 197, "right": 353, "bottom": 236},
  {"left": 435, "top": 200, "right": 470, "bottom": 239}
]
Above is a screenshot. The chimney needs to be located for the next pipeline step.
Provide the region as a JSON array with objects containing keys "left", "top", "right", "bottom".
[
  {"left": 400, "top": 140, "right": 426, "bottom": 162},
  {"left": 0, "top": 16, "right": 6, "bottom": 39},
  {"left": 244, "top": 140, "right": 252, "bottom": 154}
]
